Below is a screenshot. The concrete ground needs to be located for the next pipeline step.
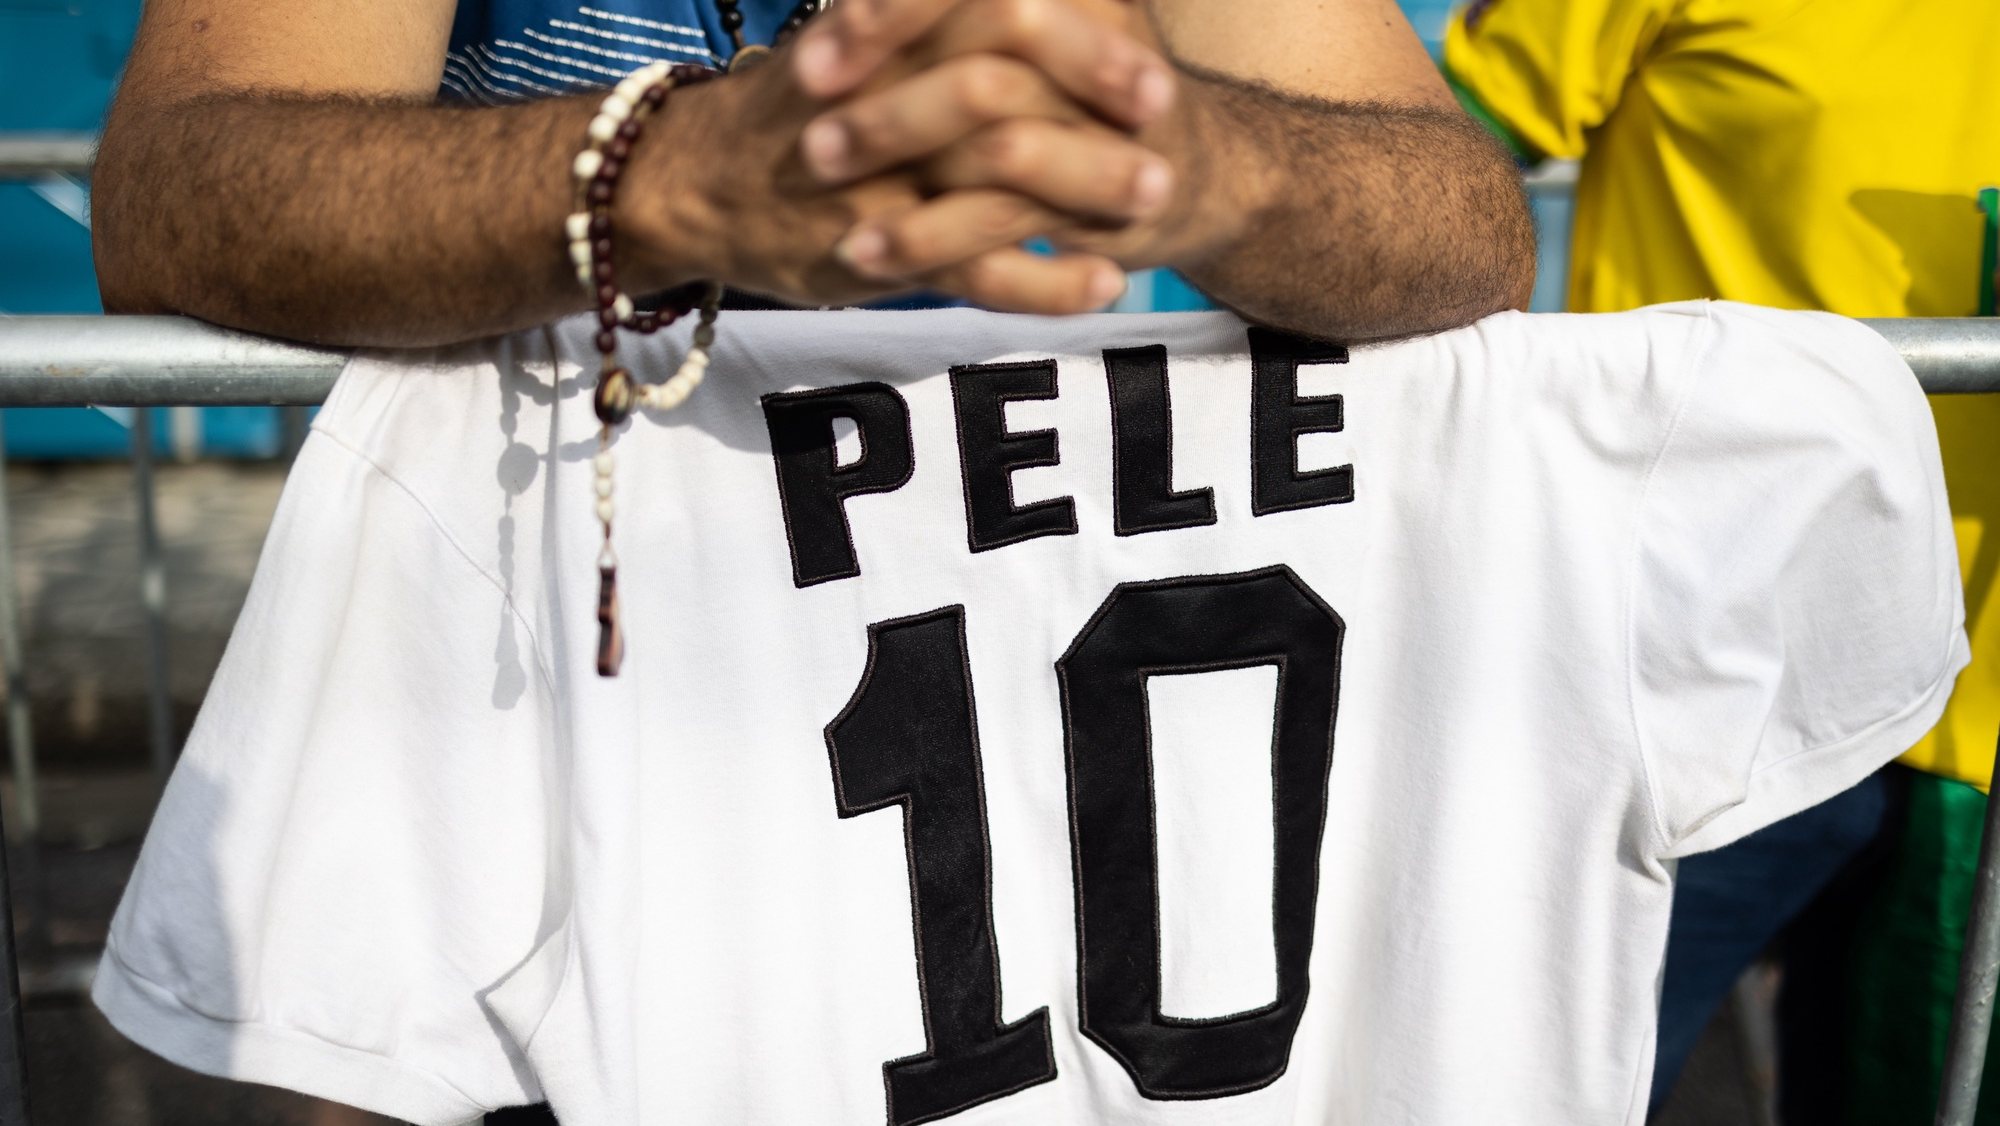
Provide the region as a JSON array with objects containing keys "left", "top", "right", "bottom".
[{"left": 0, "top": 457, "right": 1761, "bottom": 1124}]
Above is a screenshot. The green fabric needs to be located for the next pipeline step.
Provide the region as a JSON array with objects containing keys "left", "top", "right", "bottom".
[
  {"left": 1443, "top": 71, "right": 1539, "bottom": 164},
  {"left": 1844, "top": 772, "right": 1999, "bottom": 1124},
  {"left": 1978, "top": 187, "right": 1996, "bottom": 318}
]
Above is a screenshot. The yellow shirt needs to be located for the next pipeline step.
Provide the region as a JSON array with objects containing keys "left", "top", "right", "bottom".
[{"left": 1445, "top": 0, "right": 2000, "bottom": 788}]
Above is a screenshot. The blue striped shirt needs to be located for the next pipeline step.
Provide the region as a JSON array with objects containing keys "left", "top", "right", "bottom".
[{"left": 441, "top": 0, "right": 800, "bottom": 101}]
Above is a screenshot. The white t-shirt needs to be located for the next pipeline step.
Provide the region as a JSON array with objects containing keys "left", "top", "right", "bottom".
[{"left": 96, "top": 301, "right": 1966, "bottom": 1126}]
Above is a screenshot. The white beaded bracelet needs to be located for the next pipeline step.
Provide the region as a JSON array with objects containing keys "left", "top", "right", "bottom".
[{"left": 567, "top": 59, "right": 726, "bottom": 677}]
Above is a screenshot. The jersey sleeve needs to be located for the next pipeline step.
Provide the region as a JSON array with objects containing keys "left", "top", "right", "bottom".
[
  {"left": 93, "top": 430, "right": 566, "bottom": 1125},
  {"left": 1632, "top": 304, "right": 1968, "bottom": 859},
  {"left": 1441, "top": 0, "right": 1677, "bottom": 161}
]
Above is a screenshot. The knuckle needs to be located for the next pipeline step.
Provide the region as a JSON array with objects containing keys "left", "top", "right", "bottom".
[
  {"left": 1110, "top": 151, "right": 1153, "bottom": 203},
  {"left": 976, "top": 121, "right": 1043, "bottom": 178},
  {"left": 843, "top": 106, "right": 902, "bottom": 155},
  {"left": 993, "top": 0, "right": 1049, "bottom": 40},
  {"left": 1094, "top": 48, "right": 1138, "bottom": 92},
  {"left": 838, "top": 0, "right": 885, "bottom": 39},
  {"left": 971, "top": 195, "right": 1035, "bottom": 239},
  {"left": 954, "top": 58, "right": 1027, "bottom": 118}
]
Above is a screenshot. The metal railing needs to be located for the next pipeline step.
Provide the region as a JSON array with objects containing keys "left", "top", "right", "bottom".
[
  {"left": 1522, "top": 158, "right": 1578, "bottom": 199},
  {"left": 1, "top": 313, "right": 1999, "bottom": 1126},
  {"left": 1, "top": 313, "right": 1995, "bottom": 400},
  {"left": 0, "top": 135, "right": 93, "bottom": 181},
  {"left": 0, "top": 316, "right": 343, "bottom": 405}
]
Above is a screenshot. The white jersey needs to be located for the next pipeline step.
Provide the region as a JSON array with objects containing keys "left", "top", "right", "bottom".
[{"left": 97, "top": 302, "right": 1965, "bottom": 1126}]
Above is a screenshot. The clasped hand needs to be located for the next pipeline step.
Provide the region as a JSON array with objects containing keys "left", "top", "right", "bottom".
[{"left": 629, "top": 0, "right": 1222, "bottom": 314}]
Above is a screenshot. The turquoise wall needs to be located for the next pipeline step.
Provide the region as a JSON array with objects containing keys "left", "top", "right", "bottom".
[{"left": 3, "top": 0, "right": 283, "bottom": 459}]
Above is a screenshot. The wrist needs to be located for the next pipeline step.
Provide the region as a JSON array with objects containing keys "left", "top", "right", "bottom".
[
  {"left": 1157, "top": 75, "right": 1279, "bottom": 273},
  {"left": 614, "top": 80, "right": 730, "bottom": 291}
]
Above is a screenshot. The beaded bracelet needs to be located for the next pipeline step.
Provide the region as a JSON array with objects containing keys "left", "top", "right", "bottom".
[{"left": 569, "top": 60, "right": 723, "bottom": 677}]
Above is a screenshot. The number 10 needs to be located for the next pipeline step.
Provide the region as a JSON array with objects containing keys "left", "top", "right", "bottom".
[{"left": 826, "top": 567, "right": 1344, "bottom": 1125}]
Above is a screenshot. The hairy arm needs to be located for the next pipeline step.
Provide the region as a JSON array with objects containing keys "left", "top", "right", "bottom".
[
  {"left": 92, "top": 0, "right": 649, "bottom": 346},
  {"left": 95, "top": 92, "right": 621, "bottom": 346},
  {"left": 1145, "top": 0, "right": 1536, "bottom": 338},
  {"left": 1164, "top": 64, "right": 1536, "bottom": 340}
]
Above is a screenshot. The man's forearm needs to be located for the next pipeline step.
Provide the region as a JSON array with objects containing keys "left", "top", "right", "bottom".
[
  {"left": 94, "top": 93, "right": 669, "bottom": 347},
  {"left": 1172, "top": 70, "right": 1537, "bottom": 341}
]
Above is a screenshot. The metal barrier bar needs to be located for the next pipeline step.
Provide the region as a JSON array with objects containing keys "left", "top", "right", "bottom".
[
  {"left": 0, "top": 135, "right": 93, "bottom": 181},
  {"left": 0, "top": 417, "right": 46, "bottom": 984},
  {"left": 130, "top": 411, "right": 176, "bottom": 779},
  {"left": 1941, "top": 735, "right": 2000, "bottom": 1125},
  {"left": 0, "top": 421, "right": 35, "bottom": 846},
  {"left": 0, "top": 317, "right": 344, "bottom": 406},
  {"left": 0, "top": 825, "right": 29, "bottom": 1126},
  {"left": 1522, "top": 159, "right": 1578, "bottom": 199},
  {"left": 1864, "top": 319, "right": 2000, "bottom": 394},
  {"left": 0, "top": 314, "right": 1997, "bottom": 400},
  {"left": 0, "top": 407, "right": 32, "bottom": 1125}
]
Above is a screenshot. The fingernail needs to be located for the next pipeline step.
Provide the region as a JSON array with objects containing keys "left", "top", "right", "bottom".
[
  {"left": 801, "top": 120, "right": 850, "bottom": 179},
  {"left": 1132, "top": 159, "right": 1173, "bottom": 215},
  {"left": 1133, "top": 66, "right": 1175, "bottom": 120},
  {"left": 838, "top": 227, "right": 890, "bottom": 273},
  {"left": 1089, "top": 267, "right": 1127, "bottom": 308},
  {"left": 794, "top": 36, "right": 842, "bottom": 91}
]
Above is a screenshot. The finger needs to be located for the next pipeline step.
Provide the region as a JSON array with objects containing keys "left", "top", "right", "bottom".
[
  {"left": 801, "top": 54, "right": 1081, "bottom": 183},
  {"left": 835, "top": 189, "right": 1068, "bottom": 279},
  {"left": 790, "top": 0, "right": 956, "bottom": 99},
  {"left": 921, "top": 119, "right": 1174, "bottom": 223},
  {"left": 909, "top": 0, "right": 1175, "bottom": 129},
  {"left": 925, "top": 245, "right": 1128, "bottom": 315}
]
